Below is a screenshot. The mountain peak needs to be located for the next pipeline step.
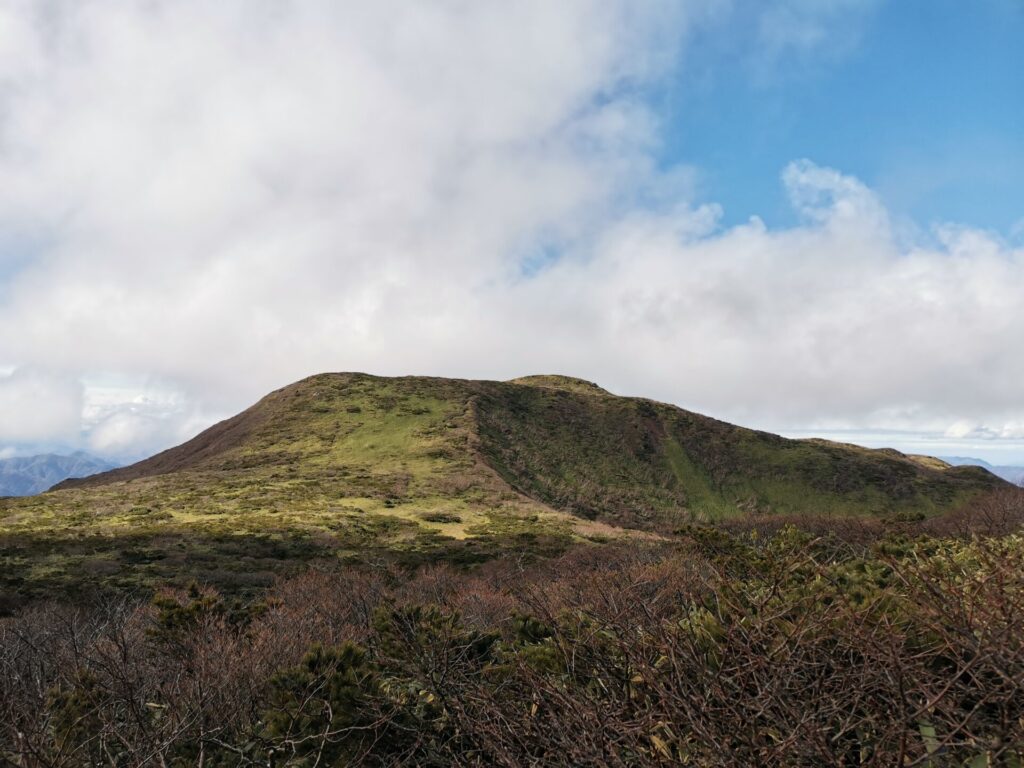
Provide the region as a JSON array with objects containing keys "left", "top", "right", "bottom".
[
  {"left": 5, "top": 371, "right": 1010, "bottom": 598},
  {"left": 51, "top": 372, "right": 1003, "bottom": 519},
  {"left": 508, "top": 375, "right": 609, "bottom": 395}
]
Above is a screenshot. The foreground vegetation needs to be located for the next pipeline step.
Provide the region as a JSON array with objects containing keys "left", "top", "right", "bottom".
[
  {"left": 0, "top": 374, "right": 1004, "bottom": 608},
  {"left": 3, "top": 489, "right": 1023, "bottom": 766}
]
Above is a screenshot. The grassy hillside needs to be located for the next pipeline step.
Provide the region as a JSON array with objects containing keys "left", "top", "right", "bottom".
[
  {"left": 475, "top": 379, "right": 998, "bottom": 526},
  {"left": 0, "top": 373, "right": 1004, "bottom": 606}
]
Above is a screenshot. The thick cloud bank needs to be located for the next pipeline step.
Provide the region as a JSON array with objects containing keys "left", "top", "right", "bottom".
[
  {"left": 0, "top": 1, "right": 1020, "bottom": 458},
  {"left": 0, "top": 368, "right": 83, "bottom": 445}
]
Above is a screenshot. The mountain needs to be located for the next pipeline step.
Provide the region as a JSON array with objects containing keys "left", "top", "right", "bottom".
[
  {"left": 2, "top": 373, "right": 1006, "bottom": 602},
  {"left": 0, "top": 451, "right": 116, "bottom": 497},
  {"left": 939, "top": 456, "right": 1024, "bottom": 487}
]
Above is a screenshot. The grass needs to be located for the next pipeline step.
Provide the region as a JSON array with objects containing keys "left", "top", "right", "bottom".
[{"left": 0, "top": 372, "right": 1005, "bottom": 607}]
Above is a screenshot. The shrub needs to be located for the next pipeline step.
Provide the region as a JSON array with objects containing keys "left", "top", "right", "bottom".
[
  {"left": 262, "top": 642, "right": 396, "bottom": 765},
  {"left": 419, "top": 511, "right": 462, "bottom": 524},
  {"left": 2, "top": 529, "right": 1023, "bottom": 766}
]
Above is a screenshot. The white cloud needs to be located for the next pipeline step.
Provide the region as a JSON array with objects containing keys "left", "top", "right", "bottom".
[
  {"left": 81, "top": 379, "right": 213, "bottom": 460},
  {"left": 0, "top": 0, "right": 691, "bottom": 407},
  {"left": 1011, "top": 218, "right": 1024, "bottom": 243},
  {"left": 529, "top": 163, "right": 1024, "bottom": 432},
  {"left": 946, "top": 420, "right": 976, "bottom": 439},
  {"left": 680, "top": 0, "right": 881, "bottom": 84},
  {"left": 0, "top": 2, "right": 1022, "bottom": 461},
  {"left": 782, "top": 158, "right": 888, "bottom": 228},
  {"left": 0, "top": 368, "right": 83, "bottom": 444},
  {"left": 944, "top": 420, "right": 1024, "bottom": 441},
  {"left": 752, "top": 0, "right": 881, "bottom": 69},
  {"left": 86, "top": 408, "right": 197, "bottom": 460}
]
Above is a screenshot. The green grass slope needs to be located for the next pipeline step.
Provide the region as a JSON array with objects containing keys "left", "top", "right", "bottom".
[
  {"left": 0, "top": 373, "right": 1004, "bottom": 606},
  {"left": 474, "top": 376, "right": 1001, "bottom": 526}
]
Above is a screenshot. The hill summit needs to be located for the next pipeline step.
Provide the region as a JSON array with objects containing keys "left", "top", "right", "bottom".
[
  {"left": 57, "top": 372, "right": 999, "bottom": 522},
  {"left": 2, "top": 372, "right": 1005, "bottom": 601}
]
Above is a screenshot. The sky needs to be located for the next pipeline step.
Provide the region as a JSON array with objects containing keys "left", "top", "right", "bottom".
[{"left": 0, "top": 0, "right": 1022, "bottom": 465}]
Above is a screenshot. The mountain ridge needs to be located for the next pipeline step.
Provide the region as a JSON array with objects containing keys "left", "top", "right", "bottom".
[
  {"left": 3, "top": 372, "right": 1007, "bottom": 602},
  {"left": 55, "top": 372, "right": 1004, "bottom": 520}
]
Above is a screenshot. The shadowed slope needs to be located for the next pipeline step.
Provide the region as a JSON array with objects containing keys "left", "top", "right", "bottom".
[{"left": 476, "top": 379, "right": 1003, "bottom": 526}]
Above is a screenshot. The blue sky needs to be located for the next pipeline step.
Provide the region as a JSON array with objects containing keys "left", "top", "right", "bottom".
[
  {"left": 658, "top": 0, "right": 1024, "bottom": 233},
  {"left": 0, "top": 1, "right": 1022, "bottom": 465}
]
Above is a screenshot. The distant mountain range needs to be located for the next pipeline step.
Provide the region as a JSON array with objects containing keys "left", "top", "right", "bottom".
[
  {"left": 0, "top": 451, "right": 117, "bottom": 497},
  {"left": 939, "top": 457, "right": 1024, "bottom": 487}
]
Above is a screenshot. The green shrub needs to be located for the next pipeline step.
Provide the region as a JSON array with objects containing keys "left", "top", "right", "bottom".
[{"left": 262, "top": 643, "right": 395, "bottom": 765}]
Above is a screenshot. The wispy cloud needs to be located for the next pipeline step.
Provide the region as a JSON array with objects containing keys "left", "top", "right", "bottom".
[{"left": 754, "top": 0, "right": 881, "bottom": 61}]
